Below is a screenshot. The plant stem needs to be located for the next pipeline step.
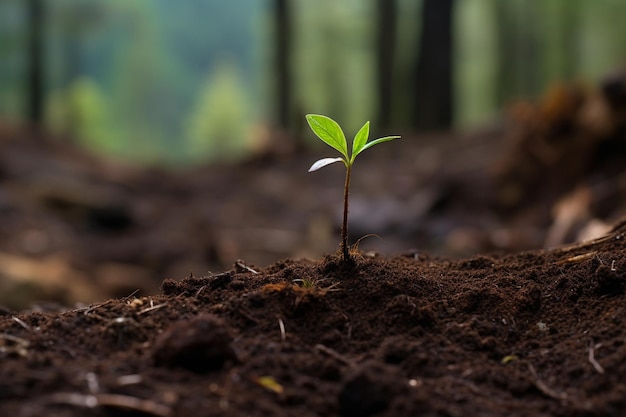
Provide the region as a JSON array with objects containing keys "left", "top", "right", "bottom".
[{"left": 341, "top": 164, "right": 352, "bottom": 262}]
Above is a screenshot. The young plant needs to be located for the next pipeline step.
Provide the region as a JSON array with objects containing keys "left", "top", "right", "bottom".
[{"left": 306, "top": 114, "right": 400, "bottom": 263}]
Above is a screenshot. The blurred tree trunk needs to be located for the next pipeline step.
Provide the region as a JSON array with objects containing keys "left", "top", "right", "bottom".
[
  {"left": 26, "top": 0, "right": 45, "bottom": 125},
  {"left": 494, "top": 1, "right": 516, "bottom": 106},
  {"left": 323, "top": 21, "right": 344, "bottom": 124},
  {"left": 376, "top": 0, "right": 396, "bottom": 130},
  {"left": 274, "top": 0, "right": 292, "bottom": 129},
  {"left": 413, "top": 0, "right": 455, "bottom": 131},
  {"left": 519, "top": 1, "right": 541, "bottom": 97},
  {"left": 495, "top": 0, "right": 542, "bottom": 106},
  {"left": 560, "top": 0, "right": 580, "bottom": 79}
]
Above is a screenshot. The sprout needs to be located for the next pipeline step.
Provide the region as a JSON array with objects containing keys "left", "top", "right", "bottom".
[{"left": 306, "top": 114, "right": 400, "bottom": 263}]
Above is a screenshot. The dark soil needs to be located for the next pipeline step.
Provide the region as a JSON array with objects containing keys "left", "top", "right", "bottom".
[{"left": 2, "top": 222, "right": 626, "bottom": 416}]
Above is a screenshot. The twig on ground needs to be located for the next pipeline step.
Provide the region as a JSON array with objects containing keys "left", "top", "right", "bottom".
[
  {"left": 123, "top": 289, "right": 141, "bottom": 300},
  {"left": 195, "top": 285, "right": 208, "bottom": 297},
  {"left": 588, "top": 339, "right": 605, "bottom": 374},
  {"left": 527, "top": 364, "right": 567, "bottom": 401},
  {"left": 0, "top": 333, "right": 30, "bottom": 356},
  {"left": 235, "top": 260, "right": 259, "bottom": 274},
  {"left": 278, "top": 318, "right": 286, "bottom": 343},
  {"left": 138, "top": 303, "right": 167, "bottom": 315},
  {"left": 12, "top": 316, "right": 31, "bottom": 331},
  {"left": 81, "top": 300, "right": 113, "bottom": 315},
  {"left": 47, "top": 392, "right": 172, "bottom": 417},
  {"left": 557, "top": 234, "right": 613, "bottom": 253},
  {"left": 556, "top": 251, "right": 597, "bottom": 265},
  {"left": 315, "top": 344, "right": 355, "bottom": 367}
]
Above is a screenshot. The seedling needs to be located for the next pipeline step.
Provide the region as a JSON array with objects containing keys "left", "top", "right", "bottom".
[{"left": 306, "top": 114, "right": 400, "bottom": 263}]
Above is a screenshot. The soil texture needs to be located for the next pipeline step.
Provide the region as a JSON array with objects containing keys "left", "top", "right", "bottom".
[{"left": 1, "top": 221, "right": 626, "bottom": 416}]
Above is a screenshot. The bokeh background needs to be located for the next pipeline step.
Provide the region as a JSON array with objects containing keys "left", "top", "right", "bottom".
[{"left": 2, "top": 0, "right": 625, "bottom": 163}]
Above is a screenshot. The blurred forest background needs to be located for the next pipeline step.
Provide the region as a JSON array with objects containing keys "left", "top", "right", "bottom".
[{"left": 2, "top": 0, "right": 625, "bottom": 165}]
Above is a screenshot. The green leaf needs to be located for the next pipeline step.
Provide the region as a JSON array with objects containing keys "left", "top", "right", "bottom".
[
  {"left": 305, "top": 114, "right": 348, "bottom": 160},
  {"left": 358, "top": 135, "right": 401, "bottom": 155},
  {"left": 350, "top": 121, "right": 370, "bottom": 164},
  {"left": 308, "top": 157, "right": 344, "bottom": 172}
]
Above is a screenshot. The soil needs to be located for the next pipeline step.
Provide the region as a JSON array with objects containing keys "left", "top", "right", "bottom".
[
  {"left": 1, "top": 223, "right": 626, "bottom": 416},
  {"left": 1, "top": 72, "right": 626, "bottom": 415}
]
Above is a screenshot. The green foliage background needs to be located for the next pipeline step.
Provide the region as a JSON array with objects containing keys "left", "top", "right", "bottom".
[{"left": 0, "top": 0, "right": 625, "bottom": 165}]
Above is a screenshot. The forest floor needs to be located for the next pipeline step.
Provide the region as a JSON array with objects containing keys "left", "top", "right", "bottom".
[
  {"left": 1, "top": 73, "right": 626, "bottom": 415},
  {"left": 1, "top": 228, "right": 626, "bottom": 417}
]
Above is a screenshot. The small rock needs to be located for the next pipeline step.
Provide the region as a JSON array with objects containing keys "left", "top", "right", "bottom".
[{"left": 152, "top": 314, "right": 238, "bottom": 373}]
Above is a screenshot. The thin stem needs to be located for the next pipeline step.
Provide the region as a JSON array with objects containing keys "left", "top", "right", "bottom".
[{"left": 341, "top": 164, "right": 352, "bottom": 262}]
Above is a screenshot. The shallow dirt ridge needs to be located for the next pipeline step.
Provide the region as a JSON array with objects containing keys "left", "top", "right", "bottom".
[{"left": 1, "top": 222, "right": 626, "bottom": 416}]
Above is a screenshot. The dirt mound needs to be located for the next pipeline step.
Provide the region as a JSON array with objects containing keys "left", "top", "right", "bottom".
[{"left": 1, "top": 221, "right": 625, "bottom": 416}]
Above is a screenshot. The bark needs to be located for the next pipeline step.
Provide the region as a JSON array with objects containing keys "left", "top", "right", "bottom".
[{"left": 414, "top": 0, "right": 455, "bottom": 131}]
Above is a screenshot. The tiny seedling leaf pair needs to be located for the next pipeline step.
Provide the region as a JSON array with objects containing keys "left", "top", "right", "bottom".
[
  {"left": 306, "top": 115, "right": 400, "bottom": 171},
  {"left": 306, "top": 114, "right": 400, "bottom": 263}
]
